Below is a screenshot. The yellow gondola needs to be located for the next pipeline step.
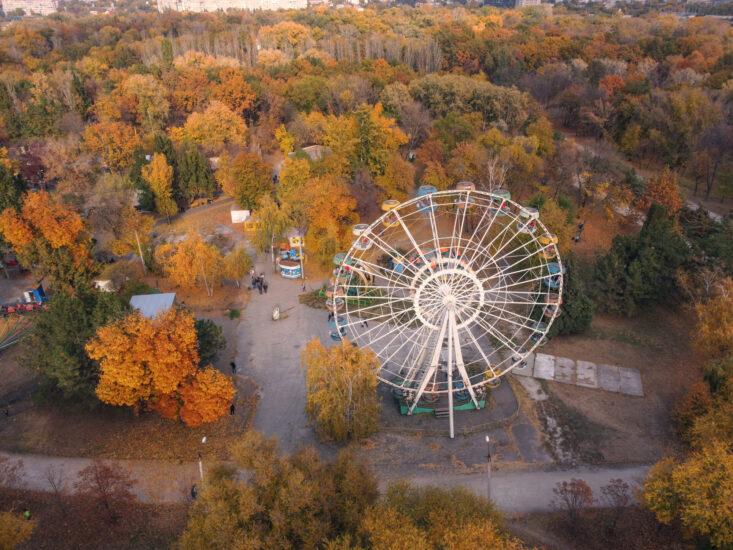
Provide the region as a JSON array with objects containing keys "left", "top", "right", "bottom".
[
  {"left": 539, "top": 233, "right": 558, "bottom": 259},
  {"left": 381, "top": 200, "right": 400, "bottom": 227}
]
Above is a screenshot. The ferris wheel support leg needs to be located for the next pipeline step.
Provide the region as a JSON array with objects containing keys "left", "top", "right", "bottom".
[
  {"left": 409, "top": 314, "right": 448, "bottom": 415},
  {"left": 447, "top": 312, "right": 455, "bottom": 439},
  {"left": 450, "top": 312, "right": 480, "bottom": 410}
]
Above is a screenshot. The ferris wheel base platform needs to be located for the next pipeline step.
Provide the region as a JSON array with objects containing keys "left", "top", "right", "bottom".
[{"left": 398, "top": 398, "right": 486, "bottom": 416}]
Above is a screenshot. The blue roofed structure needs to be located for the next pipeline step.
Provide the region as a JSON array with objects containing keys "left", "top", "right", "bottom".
[{"left": 129, "top": 293, "right": 176, "bottom": 319}]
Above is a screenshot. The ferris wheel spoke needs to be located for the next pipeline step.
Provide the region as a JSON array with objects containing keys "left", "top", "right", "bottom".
[
  {"left": 365, "top": 230, "right": 424, "bottom": 281},
  {"left": 485, "top": 272, "right": 552, "bottom": 294},
  {"left": 461, "top": 324, "right": 499, "bottom": 378},
  {"left": 483, "top": 302, "right": 541, "bottom": 331},
  {"left": 389, "top": 324, "right": 434, "bottom": 385},
  {"left": 395, "top": 210, "right": 437, "bottom": 277},
  {"left": 469, "top": 312, "right": 521, "bottom": 353}
]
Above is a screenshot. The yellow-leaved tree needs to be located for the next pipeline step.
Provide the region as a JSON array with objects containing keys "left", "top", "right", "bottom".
[
  {"left": 86, "top": 308, "right": 234, "bottom": 427},
  {"left": 644, "top": 439, "right": 733, "bottom": 549},
  {"left": 155, "top": 232, "right": 224, "bottom": 297},
  {"left": 169, "top": 101, "right": 247, "bottom": 152},
  {"left": 693, "top": 278, "right": 733, "bottom": 362},
  {"left": 142, "top": 152, "right": 177, "bottom": 222},
  {"left": 302, "top": 338, "right": 380, "bottom": 442}
]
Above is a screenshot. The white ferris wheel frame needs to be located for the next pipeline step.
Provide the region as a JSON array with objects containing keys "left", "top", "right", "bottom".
[{"left": 332, "top": 189, "right": 564, "bottom": 437}]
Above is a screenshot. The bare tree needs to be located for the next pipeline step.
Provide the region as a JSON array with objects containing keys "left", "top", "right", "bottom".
[
  {"left": 552, "top": 478, "right": 595, "bottom": 531},
  {"left": 45, "top": 465, "right": 68, "bottom": 518},
  {"left": 600, "top": 478, "right": 631, "bottom": 535}
]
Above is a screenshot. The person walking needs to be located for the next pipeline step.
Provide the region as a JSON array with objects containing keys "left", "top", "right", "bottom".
[
  {"left": 230, "top": 404, "right": 236, "bottom": 415},
  {"left": 230, "top": 362, "right": 236, "bottom": 374},
  {"left": 191, "top": 484, "right": 198, "bottom": 500},
  {"left": 263, "top": 281, "right": 268, "bottom": 294}
]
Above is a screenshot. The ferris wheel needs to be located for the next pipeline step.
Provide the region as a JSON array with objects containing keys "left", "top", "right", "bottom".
[{"left": 328, "top": 185, "right": 564, "bottom": 437}]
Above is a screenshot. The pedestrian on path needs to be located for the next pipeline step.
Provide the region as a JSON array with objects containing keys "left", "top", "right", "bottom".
[
  {"left": 3, "top": 406, "right": 8, "bottom": 417},
  {"left": 23, "top": 509, "right": 30, "bottom": 520},
  {"left": 302, "top": 283, "right": 306, "bottom": 292},
  {"left": 263, "top": 281, "right": 268, "bottom": 294},
  {"left": 191, "top": 484, "right": 198, "bottom": 500},
  {"left": 230, "top": 404, "right": 236, "bottom": 415},
  {"left": 230, "top": 362, "right": 236, "bottom": 374}
]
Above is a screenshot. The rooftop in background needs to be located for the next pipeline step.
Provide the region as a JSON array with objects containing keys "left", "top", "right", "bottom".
[
  {"left": 129, "top": 293, "right": 176, "bottom": 319},
  {"left": 156, "top": 0, "right": 306, "bottom": 12}
]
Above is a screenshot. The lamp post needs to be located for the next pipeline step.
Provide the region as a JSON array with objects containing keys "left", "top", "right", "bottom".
[
  {"left": 198, "top": 436, "right": 207, "bottom": 481},
  {"left": 486, "top": 435, "right": 492, "bottom": 501}
]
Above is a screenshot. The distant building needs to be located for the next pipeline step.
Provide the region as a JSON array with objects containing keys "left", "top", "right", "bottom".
[
  {"left": 129, "top": 293, "right": 177, "bottom": 319},
  {"left": 515, "top": 0, "right": 541, "bottom": 6},
  {"left": 156, "top": 0, "right": 307, "bottom": 11},
  {"left": 1, "top": 0, "right": 57, "bottom": 16}
]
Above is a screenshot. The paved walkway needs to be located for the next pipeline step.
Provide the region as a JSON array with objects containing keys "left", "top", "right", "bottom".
[
  {"left": 1, "top": 449, "right": 648, "bottom": 512},
  {"left": 236, "top": 258, "right": 332, "bottom": 454}
]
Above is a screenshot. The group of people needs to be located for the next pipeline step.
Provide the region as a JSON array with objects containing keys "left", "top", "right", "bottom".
[{"left": 250, "top": 270, "right": 268, "bottom": 294}]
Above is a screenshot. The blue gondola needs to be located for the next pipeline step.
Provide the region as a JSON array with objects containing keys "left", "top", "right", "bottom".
[
  {"left": 543, "top": 262, "right": 566, "bottom": 289},
  {"left": 416, "top": 185, "right": 437, "bottom": 213}
]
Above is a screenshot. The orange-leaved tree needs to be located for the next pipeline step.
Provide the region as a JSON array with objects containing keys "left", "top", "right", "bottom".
[
  {"left": 83, "top": 121, "right": 141, "bottom": 172},
  {"left": 638, "top": 168, "right": 684, "bottom": 216},
  {"left": 86, "top": 308, "right": 234, "bottom": 426},
  {"left": 211, "top": 68, "right": 257, "bottom": 117},
  {"left": 0, "top": 190, "right": 97, "bottom": 290},
  {"left": 154, "top": 232, "right": 224, "bottom": 297}
]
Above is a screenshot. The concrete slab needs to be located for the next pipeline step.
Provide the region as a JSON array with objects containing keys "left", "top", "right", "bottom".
[
  {"left": 619, "top": 367, "right": 644, "bottom": 397},
  {"left": 554, "top": 357, "right": 576, "bottom": 384},
  {"left": 576, "top": 361, "right": 598, "bottom": 389},
  {"left": 597, "top": 364, "right": 620, "bottom": 393},
  {"left": 533, "top": 353, "right": 555, "bottom": 380},
  {"left": 510, "top": 353, "right": 535, "bottom": 377}
]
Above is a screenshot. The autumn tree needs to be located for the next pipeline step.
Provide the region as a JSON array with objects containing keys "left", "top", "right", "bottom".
[
  {"left": 638, "top": 168, "right": 684, "bottom": 216},
  {"left": 211, "top": 68, "right": 257, "bottom": 118},
  {"left": 552, "top": 478, "right": 595, "bottom": 531},
  {"left": 74, "top": 459, "right": 136, "bottom": 524},
  {"left": 83, "top": 122, "right": 141, "bottom": 171},
  {"left": 109, "top": 206, "right": 154, "bottom": 267},
  {"left": 122, "top": 74, "right": 170, "bottom": 133},
  {"left": 21, "top": 289, "right": 127, "bottom": 405},
  {"left": 216, "top": 152, "right": 272, "bottom": 210},
  {"left": 86, "top": 308, "right": 235, "bottom": 426},
  {"left": 374, "top": 154, "right": 415, "bottom": 202},
  {"left": 362, "top": 483, "right": 524, "bottom": 550},
  {"left": 178, "top": 431, "right": 378, "bottom": 549},
  {"left": 251, "top": 194, "right": 292, "bottom": 256},
  {"left": 353, "top": 103, "right": 408, "bottom": 177},
  {"left": 155, "top": 232, "right": 224, "bottom": 296},
  {"left": 142, "top": 152, "right": 177, "bottom": 221},
  {"left": 223, "top": 247, "right": 252, "bottom": 289},
  {"left": 692, "top": 278, "right": 733, "bottom": 362},
  {"left": 170, "top": 101, "right": 248, "bottom": 152},
  {"left": 275, "top": 124, "right": 295, "bottom": 155},
  {"left": 0, "top": 511, "right": 35, "bottom": 550},
  {"left": 296, "top": 176, "right": 358, "bottom": 267},
  {"left": 303, "top": 338, "right": 380, "bottom": 442},
  {"left": 644, "top": 440, "right": 733, "bottom": 549},
  {"left": 0, "top": 191, "right": 98, "bottom": 290}
]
